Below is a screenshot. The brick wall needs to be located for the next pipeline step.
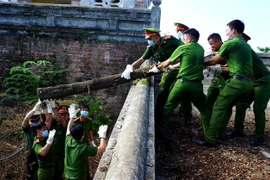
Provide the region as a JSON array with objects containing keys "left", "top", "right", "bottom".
[
  {"left": 0, "top": 2, "right": 160, "bottom": 117},
  {"left": 0, "top": 35, "right": 146, "bottom": 116}
]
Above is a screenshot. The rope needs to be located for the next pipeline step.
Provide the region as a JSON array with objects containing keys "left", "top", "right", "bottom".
[{"left": 0, "top": 147, "right": 24, "bottom": 162}]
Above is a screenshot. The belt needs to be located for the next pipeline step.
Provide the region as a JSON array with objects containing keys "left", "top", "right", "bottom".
[
  {"left": 231, "top": 75, "right": 250, "bottom": 81},
  {"left": 254, "top": 71, "right": 270, "bottom": 80},
  {"left": 178, "top": 77, "right": 200, "bottom": 82}
]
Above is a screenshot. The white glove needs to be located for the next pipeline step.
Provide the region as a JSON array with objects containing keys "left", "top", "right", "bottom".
[
  {"left": 90, "top": 140, "right": 96, "bottom": 147},
  {"left": 45, "top": 99, "right": 55, "bottom": 114},
  {"left": 68, "top": 103, "right": 80, "bottom": 119},
  {"left": 168, "top": 65, "right": 178, "bottom": 70},
  {"left": 32, "top": 99, "right": 42, "bottom": 111},
  {"left": 210, "top": 64, "right": 223, "bottom": 73},
  {"left": 148, "top": 65, "right": 160, "bottom": 73},
  {"left": 48, "top": 99, "right": 56, "bottom": 109},
  {"left": 98, "top": 125, "right": 108, "bottom": 139},
  {"left": 121, "top": 64, "right": 133, "bottom": 80},
  {"left": 46, "top": 129, "right": 56, "bottom": 145}
]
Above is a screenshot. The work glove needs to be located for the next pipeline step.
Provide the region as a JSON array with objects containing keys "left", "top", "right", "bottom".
[
  {"left": 46, "top": 129, "right": 56, "bottom": 145},
  {"left": 121, "top": 64, "right": 133, "bottom": 80},
  {"left": 90, "top": 140, "right": 96, "bottom": 147},
  {"left": 45, "top": 99, "right": 55, "bottom": 114},
  {"left": 148, "top": 65, "right": 160, "bottom": 73},
  {"left": 210, "top": 64, "right": 223, "bottom": 73},
  {"left": 68, "top": 103, "right": 80, "bottom": 119},
  {"left": 168, "top": 65, "right": 178, "bottom": 71},
  {"left": 203, "top": 67, "right": 211, "bottom": 78},
  {"left": 40, "top": 100, "right": 47, "bottom": 114},
  {"left": 32, "top": 99, "right": 42, "bottom": 111},
  {"left": 98, "top": 125, "right": 108, "bottom": 139}
]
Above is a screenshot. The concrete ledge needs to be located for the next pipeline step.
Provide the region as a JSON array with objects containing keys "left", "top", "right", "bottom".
[{"left": 94, "top": 60, "right": 155, "bottom": 179}]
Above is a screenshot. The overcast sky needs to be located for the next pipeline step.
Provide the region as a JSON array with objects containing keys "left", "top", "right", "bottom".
[{"left": 159, "top": 0, "right": 270, "bottom": 52}]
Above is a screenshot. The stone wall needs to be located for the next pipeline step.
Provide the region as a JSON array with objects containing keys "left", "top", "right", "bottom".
[
  {"left": 0, "top": 2, "right": 162, "bottom": 116},
  {"left": 3, "top": 0, "right": 152, "bottom": 8}
]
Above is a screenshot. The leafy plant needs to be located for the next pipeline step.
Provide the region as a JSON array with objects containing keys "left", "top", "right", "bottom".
[
  {"left": 257, "top": 46, "right": 270, "bottom": 53},
  {"left": 74, "top": 95, "right": 113, "bottom": 134},
  {"left": 2, "top": 60, "right": 70, "bottom": 105}
]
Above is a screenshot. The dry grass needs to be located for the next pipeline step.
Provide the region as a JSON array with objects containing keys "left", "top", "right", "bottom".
[{"left": 0, "top": 100, "right": 101, "bottom": 180}]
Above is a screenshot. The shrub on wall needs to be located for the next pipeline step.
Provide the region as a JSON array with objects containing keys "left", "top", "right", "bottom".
[
  {"left": 74, "top": 95, "right": 113, "bottom": 135},
  {"left": 1, "top": 60, "right": 70, "bottom": 105},
  {"left": 257, "top": 46, "right": 270, "bottom": 53}
]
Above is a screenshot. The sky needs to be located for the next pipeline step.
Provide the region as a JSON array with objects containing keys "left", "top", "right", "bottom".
[{"left": 159, "top": 0, "right": 270, "bottom": 53}]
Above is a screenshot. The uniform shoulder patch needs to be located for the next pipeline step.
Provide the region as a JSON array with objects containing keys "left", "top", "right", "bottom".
[{"left": 163, "top": 35, "right": 172, "bottom": 40}]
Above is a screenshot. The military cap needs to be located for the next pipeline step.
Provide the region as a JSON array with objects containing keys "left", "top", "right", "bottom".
[
  {"left": 242, "top": 33, "right": 251, "bottom": 42},
  {"left": 58, "top": 104, "right": 69, "bottom": 114},
  {"left": 174, "top": 22, "right": 189, "bottom": 32},
  {"left": 29, "top": 110, "right": 41, "bottom": 121},
  {"left": 143, "top": 27, "right": 161, "bottom": 39}
]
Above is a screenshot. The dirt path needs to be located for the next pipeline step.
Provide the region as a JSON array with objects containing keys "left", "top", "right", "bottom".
[{"left": 155, "top": 109, "right": 270, "bottom": 180}]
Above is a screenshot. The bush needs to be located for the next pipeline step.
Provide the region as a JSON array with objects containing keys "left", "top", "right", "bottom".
[
  {"left": 257, "top": 46, "right": 270, "bottom": 53},
  {"left": 74, "top": 95, "right": 113, "bottom": 135},
  {"left": 1, "top": 60, "right": 70, "bottom": 105}
]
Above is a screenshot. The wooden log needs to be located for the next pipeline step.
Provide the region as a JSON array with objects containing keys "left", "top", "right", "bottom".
[{"left": 37, "top": 65, "right": 161, "bottom": 100}]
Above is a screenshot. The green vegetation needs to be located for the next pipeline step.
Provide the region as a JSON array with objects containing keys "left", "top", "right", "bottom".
[
  {"left": 257, "top": 46, "right": 270, "bottom": 53},
  {"left": 74, "top": 95, "right": 113, "bottom": 134},
  {"left": 1, "top": 60, "right": 70, "bottom": 105}
]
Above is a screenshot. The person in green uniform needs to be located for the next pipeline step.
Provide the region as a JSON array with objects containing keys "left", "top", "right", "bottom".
[
  {"left": 202, "top": 19, "right": 253, "bottom": 146},
  {"left": 204, "top": 33, "right": 231, "bottom": 139},
  {"left": 64, "top": 104, "right": 108, "bottom": 180},
  {"left": 149, "top": 28, "right": 210, "bottom": 137},
  {"left": 121, "top": 27, "right": 184, "bottom": 137},
  {"left": 73, "top": 104, "right": 95, "bottom": 145},
  {"left": 22, "top": 100, "right": 43, "bottom": 180},
  {"left": 49, "top": 104, "right": 69, "bottom": 180},
  {"left": 32, "top": 120, "right": 57, "bottom": 180},
  {"left": 174, "top": 22, "right": 194, "bottom": 124},
  {"left": 73, "top": 104, "right": 95, "bottom": 179},
  {"left": 231, "top": 34, "right": 270, "bottom": 146}
]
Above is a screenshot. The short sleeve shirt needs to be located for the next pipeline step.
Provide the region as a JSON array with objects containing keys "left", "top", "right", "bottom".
[
  {"left": 32, "top": 138, "right": 55, "bottom": 169},
  {"left": 141, "top": 35, "right": 183, "bottom": 62},
  {"left": 169, "top": 42, "right": 205, "bottom": 81},
  {"left": 73, "top": 118, "right": 93, "bottom": 143},
  {"left": 22, "top": 126, "right": 36, "bottom": 149},
  {"left": 218, "top": 36, "right": 253, "bottom": 78},
  {"left": 64, "top": 134, "right": 98, "bottom": 180},
  {"left": 50, "top": 119, "right": 67, "bottom": 155},
  {"left": 251, "top": 50, "right": 269, "bottom": 77}
]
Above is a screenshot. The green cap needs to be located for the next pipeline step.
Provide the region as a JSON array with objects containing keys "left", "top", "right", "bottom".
[
  {"left": 174, "top": 22, "right": 189, "bottom": 32},
  {"left": 143, "top": 27, "right": 161, "bottom": 39}
]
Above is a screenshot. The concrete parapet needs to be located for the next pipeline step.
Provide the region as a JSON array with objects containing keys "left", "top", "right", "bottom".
[{"left": 94, "top": 60, "right": 155, "bottom": 179}]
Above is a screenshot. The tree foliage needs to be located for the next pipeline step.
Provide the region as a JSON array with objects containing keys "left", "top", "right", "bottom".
[
  {"left": 257, "top": 46, "right": 270, "bottom": 53},
  {"left": 74, "top": 95, "right": 113, "bottom": 134},
  {"left": 2, "top": 60, "right": 70, "bottom": 105}
]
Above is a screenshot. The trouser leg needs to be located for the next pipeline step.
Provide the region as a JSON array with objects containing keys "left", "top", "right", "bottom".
[
  {"left": 205, "top": 79, "right": 253, "bottom": 144},
  {"left": 253, "top": 77, "right": 270, "bottom": 138},
  {"left": 26, "top": 149, "right": 38, "bottom": 180}
]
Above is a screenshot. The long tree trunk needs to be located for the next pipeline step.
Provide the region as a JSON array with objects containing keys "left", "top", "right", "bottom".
[{"left": 37, "top": 65, "right": 161, "bottom": 100}]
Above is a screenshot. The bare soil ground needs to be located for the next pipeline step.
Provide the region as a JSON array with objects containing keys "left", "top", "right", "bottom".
[{"left": 156, "top": 108, "right": 270, "bottom": 180}]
